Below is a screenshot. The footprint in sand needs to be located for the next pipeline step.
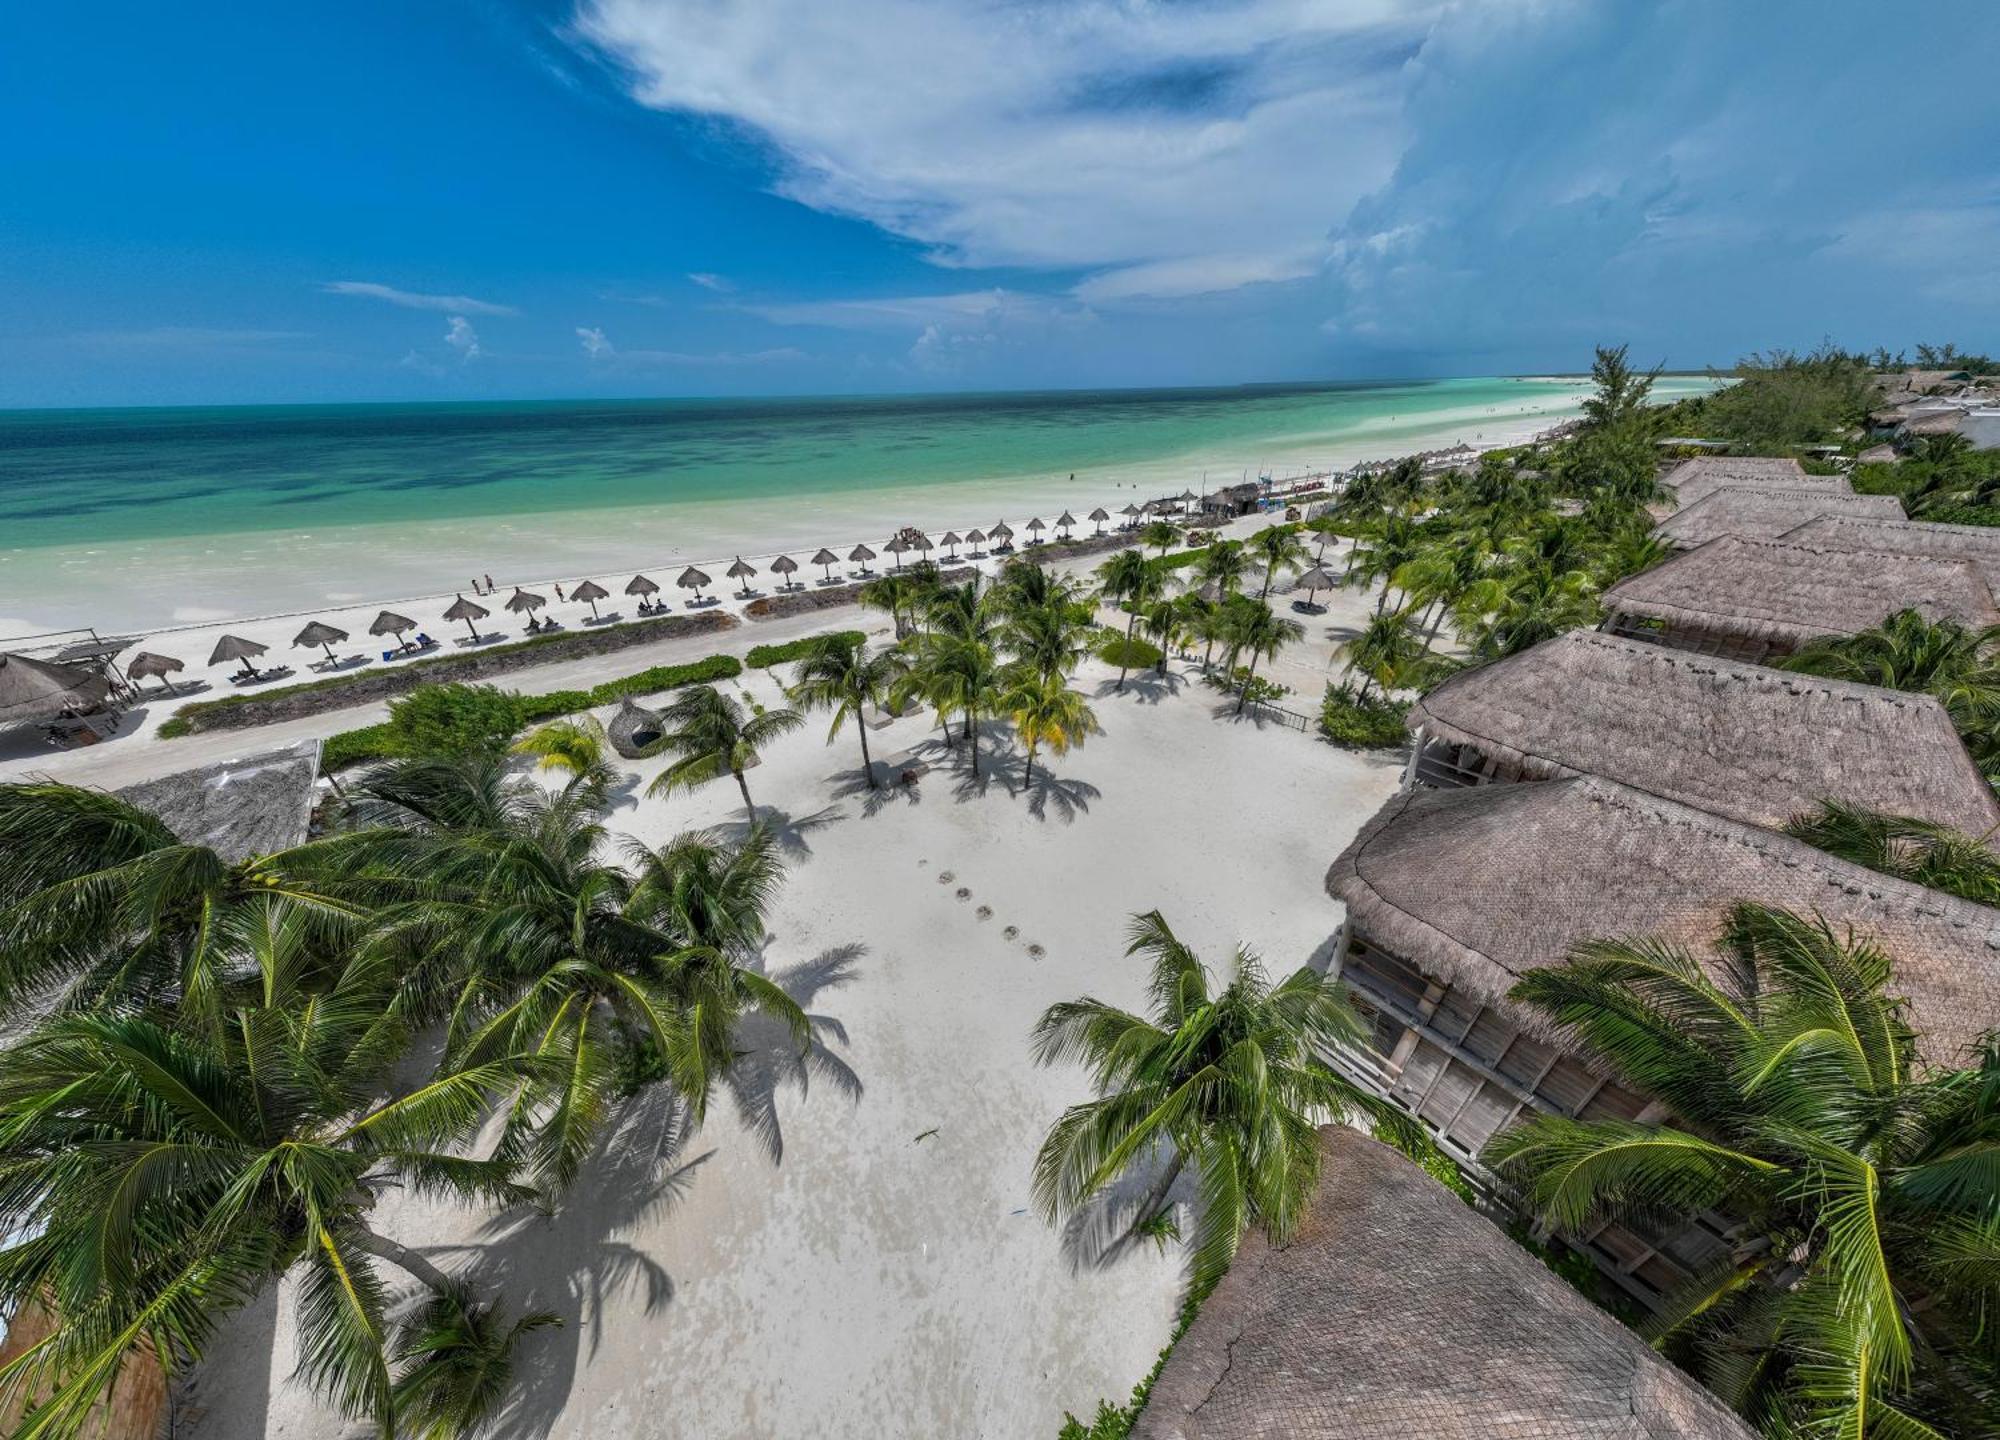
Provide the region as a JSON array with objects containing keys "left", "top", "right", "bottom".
[
  {"left": 955, "top": 887, "right": 971, "bottom": 900},
  {"left": 1026, "top": 944, "right": 1046, "bottom": 959},
  {"left": 937, "top": 870, "right": 956, "bottom": 884},
  {"left": 976, "top": 905, "right": 993, "bottom": 920},
  {"left": 1001, "top": 925, "right": 1019, "bottom": 942}
]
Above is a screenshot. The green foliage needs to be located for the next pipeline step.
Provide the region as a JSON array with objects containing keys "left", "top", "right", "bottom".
[
  {"left": 1096, "top": 633, "right": 1163, "bottom": 670},
  {"left": 321, "top": 722, "right": 397, "bottom": 769},
  {"left": 1054, "top": 1281, "right": 1218, "bottom": 1440},
  {"left": 1785, "top": 800, "right": 2000, "bottom": 904},
  {"left": 1697, "top": 342, "right": 1878, "bottom": 451},
  {"left": 746, "top": 630, "right": 866, "bottom": 668},
  {"left": 1371, "top": 1119, "right": 1477, "bottom": 1204},
  {"left": 1318, "top": 681, "right": 1409, "bottom": 748},
  {"left": 595, "top": 654, "right": 740, "bottom": 701},
  {"left": 385, "top": 683, "right": 524, "bottom": 761},
  {"left": 391, "top": 1283, "right": 560, "bottom": 1440}
]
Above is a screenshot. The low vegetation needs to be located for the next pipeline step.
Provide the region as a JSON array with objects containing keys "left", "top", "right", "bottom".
[{"left": 1317, "top": 680, "right": 1408, "bottom": 748}]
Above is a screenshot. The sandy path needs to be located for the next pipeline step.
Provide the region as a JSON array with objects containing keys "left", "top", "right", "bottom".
[{"left": 171, "top": 647, "right": 1403, "bottom": 1440}]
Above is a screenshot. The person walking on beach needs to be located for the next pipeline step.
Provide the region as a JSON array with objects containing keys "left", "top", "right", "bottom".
[
  {"left": 484, "top": 572, "right": 494, "bottom": 593},
  {"left": 471, "top": 577, "right": 482, "bottom": 595},
  {"left": 555, "top": 583, "right": 566, "bottom": 601}
]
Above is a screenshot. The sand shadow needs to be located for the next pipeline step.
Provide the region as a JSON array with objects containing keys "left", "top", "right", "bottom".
[
  {"left": 722, "top": 942, "right": 866, "bottom": 1166},
  {"left": 827, "top": 762, "right": 922, "bottom": 817},
  {"left": 1092, "top": 668, "right": 1184, "bottom": 706},
  {"left": 723, "top": 801, "right": 844, "bottom": 855},
  {"left": 1056, "top": 1151, "right": 1199, "bottom": 1277}
]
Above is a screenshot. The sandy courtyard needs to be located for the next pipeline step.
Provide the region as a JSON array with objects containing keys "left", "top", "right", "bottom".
[{"left": 174, "top": 644, "right": 1403, "bottom": 1440}]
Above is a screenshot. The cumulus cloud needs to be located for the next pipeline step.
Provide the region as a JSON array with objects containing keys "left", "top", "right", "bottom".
[
  {"left": 687, "top": 272, "right": 733, "bottom": 292},
  {"left": 322, "top": 280, "right": 518, "bottom": 316},
  {"left": 577, "top": 325, "right": 614, "bottom": 359},
  {"left": 443, "top": 315, "right": 482, "bottom": 360},
  {"left": 571, "top": 0, "right": 1426, "bottom": 301}
]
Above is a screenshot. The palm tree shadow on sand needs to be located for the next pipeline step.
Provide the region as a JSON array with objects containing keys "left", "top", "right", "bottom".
[
  {"left": 1055, "top": 1151, "right": 1201, "bottom": 1278},
  {"left": 826, "top": 763, "right": 922, "bottom": 817},
  {"left": 724, "top": 942, "right": 867, "bottom": 1165},
  {"left": 718, "top": 801, "right": 843, "bottom": 857},
  {"left": 1091, "top": 667, "right": 1185, "bottom": 706}
]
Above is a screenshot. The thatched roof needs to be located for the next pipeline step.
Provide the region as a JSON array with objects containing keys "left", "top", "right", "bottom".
[
  {"left": 291, "top": 621, "right": 347, "bottom": 648},
  {"left": 1089, "top": 507, "right": 1111, "bottom": 521},
  {"left": 504, "top": 588, "right": 545, "bottom": 613},
  {"left": 849, "top": 544, "right": 876, "bottom": 562},
  {"left": 369, "top": 610, "right": 416, "bottom": 635},
  {"left": 605, "top": 697, "right": 664, "bottom": 760},
  {"left": 625, "top": 574, "right": 659, "bottom": 597},
  {"left": 0, "top": 653, "right": 109, "bottom": 725},
  {"left": 125, "top": 651, "right": 184, "bottom": 681},
  {"left": 810, "top": 549, "right": 841, "bottom": 566},
  {"left": 1903, "top": 412, "right": 1964, "bottom": 437},
  {"left": 440, "top": 595, "right": 488, "bottom": 622},
  {"left": 1653, "top": 487, "right": 1901, "bottom": 548},
  {"left": 1409, "top": 630, "right": 2000, "bottom": 836},
  {"left": 570, "top": 579, "right": 609, "bottom": 602},
  {"left": 1660, "top": 456, "right": 1810, "bottom": 507},
  {"left": 1327, "top": 777, "right": 2000, "bottom": 1062},
  {"left": 1779, "top": 513, "right": 2000, "bottom": 592},
  {"left": 676, "top": 567, "right": 711, "bottom": 588},
  {"left": 1136, "top": 1126, "right": 1754, "bottom": 1440},
  {"left": 726, "top": 557, "right": 758, "bottom": 579},
  {"left": 208, "top": 634, "right": 267, "bottom": 665},
  {"left": 117, "top": 740, "right": 321, "bottom": 864},
  {"left": 769, "top": 555, "right": 798, "bottom": 575},
  {"left": 1602, "top": 536, "right": 2000, "bottom": 650}
]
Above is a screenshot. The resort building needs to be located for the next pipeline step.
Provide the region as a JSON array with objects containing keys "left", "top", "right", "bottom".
[
  {"left": 1135, "top": 1127, "right": 1754, "bottom": 1440},
  {"left": 1779, "top": 511, "right": 2000, "bottom": 590},
  {"left": 1657, "top": 454, "right": 1809, "bottom": 507},
  {"left": 1651, "top": 485, "right": 1900, "bottom": 549},
  {"left": 115, "top": 739, "right": 323, "bottom": 861},
  {"left": 1325, "top": 775, "right": 2000, "bottom": 1306},
  {"left": 1402, "top": 629, "right": 2000, "bottom": 835},
  {"left": 1600, "top": 534, "right": 2000, "bottom": 662}
]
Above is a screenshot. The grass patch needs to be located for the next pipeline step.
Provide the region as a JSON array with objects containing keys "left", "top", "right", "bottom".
[
  {"left": 1097, "top": 634, "right": 1164, "bottom": 670},
  {"left": 745, "top": 631, "right": 866, "bottom": 668}
]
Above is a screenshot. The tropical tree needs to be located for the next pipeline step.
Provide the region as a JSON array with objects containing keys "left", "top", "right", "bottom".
[
  {"left": 1778, "top": 609, "right": 2000, "bottom": 773},
  {"left": 1391, "top": 533, "right": 1490, "bottom": 657},
  {"left": 1489, "top": 903, "right": 2000, "bottom": 1438},
  {"left": 1139, "top": 518, "right": 1182, "bottom": 557},
  {"left": 1345, "top": 512, "right": 1424, "bottom": 616},
  {"left": 1453, "top": 559, "right": 1598, "bottom": 659},
  {"left": 988, "top": 558, "right": 1083, "bottom": 624},
  {"left": 1096, "top": 548, "right": 1164, "bottom": 692},
  {"left": 1222, "top": 601, "right": 1304, "bottom": 714},
  {"left": 1335, "top": 604, "right": 1428, "bottom": 702},
  {"left": 1140, "top": 595, "right": 1185, "bottom": 674},
  {"left": 1003, "top": 671, "right": 1100, "bottom": 789},
  {"left": 1578, "top": 342, "right": 1659, "bottom": 431},
  {"left": 1191, "top": 538, "right": 1250, "bottom": 603},
  {"left": 1030, "top": 911, "right": 1401, "bottom": 1287},
  {"left": 1249, "top": 525, "right": 1311, "bottom": 599},
  {"left": 788, "top": 634, "right": 908, "bottom": 789},
  {"left": 909, "top": 634, "right": 1005, "bottom": 779},
  {"left": 510, "top": 714, "right": 612, "bottom": 786},
  {"left": 0, "top": 953, "right": 531, "bottom": 1439},
  {"left": 0, "top": 782, "right": 366, "bottom": 1034},
  {"left": 857, "top": 572, "right": 921, "bottom": 639},
  {"left": 641, "top": 684, "right": 805, "bottom": 819},
  {"left": 390, "top": 1283, "right": 560, "bottom": 1440},
  {"left": 1785, "top": 800, "right": 2000, "bottom": 904}
]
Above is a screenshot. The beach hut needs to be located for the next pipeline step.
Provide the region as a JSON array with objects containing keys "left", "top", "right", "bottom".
[
  {"left": 677, "top": 566, "right": 712, "bottom": 603},
  {"left": 884, "top": 535, "right": 909, "bottom": 571},
  {"left": 940, "top": 530, "right": 962, "bottom": 561},
  {"left": 1601, "top": 535, "right": 2000, "bottom": 663},
  {"left": 625, "top": 574, "right": 660, "bottom": 612},
  {"left": 606, "top": 696, "right": 665, "bottom": 759},
  {"left": 1025, "top": 517, "right": 1047, "bottom": 544},
  {"left": 1137, "top": 1126, "right": 1755, "bottom": 1440},
  {"left": 291, "top": 620, "right": 348, "bottom": 668},
  {"left": 1403, "top": 628, "right": 2000, "bottom": 836},
  {"left": 125, "top": 651, "right": 185, "bottom": 694},
  {"left": 1177, "top": 488, "right": 1199, "bottom": 514},
  {"left": 1056, "top": 510, "right": 1076, "bottom": 540},
  {"left": 1659, "top": 455, "right": 1810, "bottom": 507},
  {"left": 370, "top": 610, "right": 419, "bottom": 651},
  {"left": 441, "top": 593, "right": 490, "bottom": 644},
  {"left": 1120, "top": 503, "right": 1142, "bottom": 528},
  {"left": 1089, "top": 506, "right": 1110, "bottom": 535},
  {"left": 770, "top": 555, "right": 801, "bottom": 591},
  {"left": 1294, "top": 565, "right": 1336, "bottom": 607},
  {"left": 569, "top": 579, "right": 610, "bottom": 621},
  {"left": 1652, "top": 487, "right": 1896, "bottom": 550},
  {"left": 810, "top": 548, "right": 842, "bottom": 584},
  {"left": 1780, "top": 512, "right": 2000, "bottom": 590},
  {"left": 964, "top": 527, "right": 987, "bottom": 556},
  {"left": 209, "top": 634, "right": 269, "bottom": 680},
  {"left": 0, "top": 652, "right": 110, "bottom": 729},
  {"left": 849, "top": 543, "right": 877, "bottom": 577},
  {"left": 726, "top": 557, "right": 759, "bottom": 597}
]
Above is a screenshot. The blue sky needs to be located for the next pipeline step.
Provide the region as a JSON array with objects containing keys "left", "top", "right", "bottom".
[{"left": 4, "top": 1, "right": 1997, "bottom": 407}]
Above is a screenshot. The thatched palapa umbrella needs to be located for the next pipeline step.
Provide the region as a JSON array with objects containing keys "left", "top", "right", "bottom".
[
  {"left": 810, "top": 548, "right": 841, "bottom": 583},
  {"left": 504, "top": 588, "right": 546, "bottom": 623},
  {"left": 441, "top": 593, "right": 490, "bottom": 643},
  {"left": 1025, "top": 517, "right": 1046, "bottom": 544},
  {"left": 964, "top": 527, "right": 987, "bottom": 555},
  {"left": 726, "top": 557, "right": 759, "bottom": 598},
  {"left": 626, "top": 574, "right": 660, "bottom": 602},
  {"left": 990, "top": 521, "right": 1014, "bottom": 549},
  {"left": 1178, "top": 488, "right": 1198, "bottom": 514},
  {"left": 849, "top": 543, "right": 877, "bottom": 577},
  {"left": 570, "top": 579, "right": 610, "bottom": 620},
  {"left": 771, "top": 555, "right": 800, "bottom": 591},
  {"left": 1120, "top": 503, "right": 1142, "bottom": 528},
  {"left": 370, "top": 610, "right": 418, "bottom": 648},
  {"left": 940, "top": 530, "right": 962, "bottom": 560},
  {"left": 126, "top": 651, "right": 185, "bottom": 694},
  {"left": 209, "top": 634, "right": 268, "bottom": 679},
  {"left": 1089, "top": 506, "right": 1110, "bottom": 535},
  {"left": 677, "top": 566, "right": 713, "bottom": 602},
  {"left": 1295, "top": 565, "right": 1337, "bottom": 606},
  {"left": 292, "top": 620, "right": 349, "bottom": 666},
  {"left": 0, "top": 652, "right": 110, "bottom": 726},
  {"left": 1056, "top": 510, "right": 1076, "bottom": 540},
  {"left": 884, "top": 535, "right": 909, "bottom": 571}
]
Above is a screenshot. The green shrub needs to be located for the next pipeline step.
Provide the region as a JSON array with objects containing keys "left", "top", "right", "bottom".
[
  {"left": 384, "top": 683, "right": 524, "bottom": 761},
  {"left": 516, "top": 689, "right": 596, "bottom": 723},
  {"left": 1318, "top": 680, "right": 1408, "bottom": 748},
  {"left": 1097, "top": 634, "right": 1164, "bottom": 670},
  {"left": 588, "top": 654, "right": 741, "bottom": 701},
  {"left": 1055, "top": 1280, "right": 1217, "bottom": 1439},
  {"left": 320, "top": 722, "right": 397, "bottom": 771},
  {"left": 746, "top": 631, "right": 865, "bottom": 668}
]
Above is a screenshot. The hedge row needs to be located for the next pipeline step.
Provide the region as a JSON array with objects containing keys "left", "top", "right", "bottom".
[
  {"left": 159, "top": 610, "right": 736, "bottom": 737},
  {"left": 745, "top": 631, "right": 866, "bottom": 668},
  {"left": 319, "top": 653, "right": 744, "bottom": 772}
]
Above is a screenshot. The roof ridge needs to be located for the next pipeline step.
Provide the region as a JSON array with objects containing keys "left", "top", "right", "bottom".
[
  {"left": 1640, "top": 534, "right": 1987, "bottom": 570},
  {"left": 1481, "top": 631, "right": 1937, "bottom": 710}
]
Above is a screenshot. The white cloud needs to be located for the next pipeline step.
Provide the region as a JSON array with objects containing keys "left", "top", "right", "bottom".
[
  {"left": 322, "top": 280, "right": 518, "bottom": 316},
  {"left": 444, "top": 316, "right": 482, "bottom": 360},
  {"left": 1072, "top": 249, "right": 1326, "bottom": 304},
  {"left": 571, "top": 325, "right": 801, "bottom": 366},
  {"left": 577, "top": 325, "right": 614, "bottom": 359},
  {"left": 572, "top": 0, "right": 1427, "bottom": 300},
  {"left": 687, "top": 272, "right": 733, "bottom": 292}
]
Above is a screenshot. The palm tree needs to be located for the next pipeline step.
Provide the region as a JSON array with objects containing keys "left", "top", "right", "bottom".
[
  {"left": 989, "top": 558, "right": 1082, "bottom": 624},
  {"left": 510, "top": 714, "right": 612, "bottom": 786},
  {"left": 1223, "top": 601, "right": 1304, "bottom": 714},
  {"left": 1003, "top": 671, "right": 1099, "bottom": 790},
  {"left": 1335, "top": 604, "right": 1427, "bottom": 702},
  {"left": 1030, "top": 911, "right": 1399, "bottom": 1287},
  {"left": 0, "top": 956, "right": 531, "bottom": 1439},
  {"left": 857, "top": 572, "right": 920, "bottom": 639},
  {"left": 788, "top": 635, "right": 907, "bottom": 789},
  {"left": 1140, "top": 595, "right": 1184, "bottom": 675},
  {"left": 1778, "top": 609, "right": 2000, "bottom": 773},
  {"left": 1784, "top": 800, "right": 2000, "bottom": 904},
  {"left": 911, "top": 634, "right": 1005, "bottom": 779},
  {"left": 1005, "top": 603, "right": 1093, "bottom": 687},
  {"left": 1453, "top": 559, "right": 1597, "bottom": 659},
  {"left": 391, "top": 1283, "right": 559, "bottom": 1440},
  {"left": 1250, "top": 526, "right": 1311, "bottom": 599},
  {"left": 1139, "top": 518, "right": 1181, "bottom": 557},
  {"left": 1191, "top": 538, "right": 1250, "bottom": 603},
  {"left": 1489, "top": 903, "right": 2000, "bottom": 1438},
  {"left": 1096, "top": 548, "right": 1163, "bottom": 692},
  {"left": 642, "top": 684, "right": 805, "bottom": 820},
  {"left": 1390, "top": 532, "right": 1490, "bottom": 657},
  {"left": 0, "top": 782, "right": 366, "bottom": 1034},
  {"left": 1345, "top": 512, "right": 1424, "bottom": 616}
]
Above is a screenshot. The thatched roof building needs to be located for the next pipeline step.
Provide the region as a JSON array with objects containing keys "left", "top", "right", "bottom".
[
  {"left": 1135, "top": 1127, "right": 1753, "bottom": 1440},
  {"left": 1652, "top": 486, "right": 1900, "bottom": 549},
  {"left": 116, "top": 740, "right": 322, "bottom": 863},
  {"left": 1658, "top": 455, "right": 1808, "bottom": 507},
  {"left": 1601, "top": 535, "right": 2000, "bottom": 662},
  {"left": 1328, "top": 776, "right": 2000, "bottom": 1065},
  {"left": 1406, "top": 630, "right": 1999, "bottom": 836},
  {"left": 606, "top": 697, "right": 664, "bottom": 759},
  {"left": 1780, "top": 512, "right": 2000, "bottom": 591}
]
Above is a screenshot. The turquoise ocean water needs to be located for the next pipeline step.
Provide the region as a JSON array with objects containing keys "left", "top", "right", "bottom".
[{"left": 0, "top": 376, "right": 1714, "bottom": 635}]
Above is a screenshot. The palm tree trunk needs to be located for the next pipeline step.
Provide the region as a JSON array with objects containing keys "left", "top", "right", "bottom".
[
  {"left": 356, "top": 1227, "right": 453, "bottom": 1293},
  {"left": 735, "top": 765, "right": 756, "bottom": 822},
  {"left": 1022, "top": 739, "right": 1037, "bottom": 790},
  {"left": 1117, "top": 608, "right": 1138, "bottom": 691},
  {"left": 1259, "top": 561, "right": 1276, "bottom": 599},
  {"left": 1236, "top": 655, "right": 1260, "bottom": 714},
  {"left": 1422, "top": 602, "right": 1449, "bottom": 656},
  {"left": 970, "top": 714, "right": 981, "bottom": 778},
  {"left": 858, "top": 708, "right": 877, "bottom": 788}
]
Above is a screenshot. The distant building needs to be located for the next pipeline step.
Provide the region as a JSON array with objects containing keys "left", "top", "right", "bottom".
[{"left": 1657, "top": 455, "right": 1808, "bottom": 507}]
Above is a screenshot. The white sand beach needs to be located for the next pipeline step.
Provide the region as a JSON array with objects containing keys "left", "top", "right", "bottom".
[{"left": 166, "top": 589, "right": 1403, "bottom": 1438}]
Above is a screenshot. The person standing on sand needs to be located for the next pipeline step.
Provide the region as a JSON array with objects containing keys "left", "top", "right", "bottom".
[
  {"left": 484, "top": 572, "right": 494, "bottom": 592},
  {"left": 555, "top": 583, "right": 566, "bottom": 601}
]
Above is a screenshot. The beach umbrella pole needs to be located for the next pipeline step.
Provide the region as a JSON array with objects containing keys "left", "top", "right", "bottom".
[
  {"left": 321, "top": 642, "right": 337, "bottom": 664},
  {"left": 462, "top": 617, "right": 479, "bottom": 643}
]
